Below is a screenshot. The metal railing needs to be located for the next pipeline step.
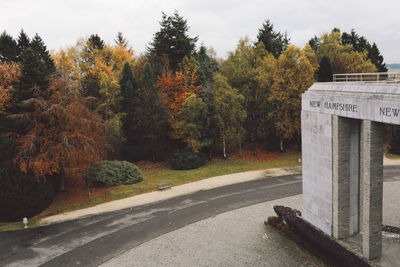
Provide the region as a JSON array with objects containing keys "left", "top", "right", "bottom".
[{"left": 332, "top": 72, "right": 400, "bottom": 83}]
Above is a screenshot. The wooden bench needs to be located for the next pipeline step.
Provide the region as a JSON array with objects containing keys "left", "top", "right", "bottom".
[{"left": 158, "top": 183, "right": 171, "bottom": 190}]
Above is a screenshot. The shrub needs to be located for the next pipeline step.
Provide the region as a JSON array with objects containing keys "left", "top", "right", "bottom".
[
  {"left": 87, "top": 160, "right": 143, "bottom": 185},
  {"left": 0, "top": 164, "right": 54, "bottom": 222},
  {"left": 170, "top": 148, "right": 206, "bottom": 170}
]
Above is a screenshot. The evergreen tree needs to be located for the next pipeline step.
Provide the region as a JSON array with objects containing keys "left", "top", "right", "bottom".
[
  {"left": 368, "top": 43, "right": 387, "bottom": 72},
  {"left": 316, "top": 56, "right": 333, "bottom": 82},
  {"left": 30, "top": 34, "right": 56, "bottom": 74},
  {"left": 121, "top": 63, "right": 168, "bottom": 161},
  {"left": 0, "top": 31, "right": 19, "bottom": 62},
  {"left": 14, "top": 48, "right": 49, "bottom": 104},
  {"left": 147, "top": 11, "right": 198, "bottom": 71},
  {"left": 255, "top": 19, "right": 290, "bottom": 58},
  {"left": 307, "top": 35, "right": 320, "bottom": 53},
  {"left": 119, "top": 62, "right": 138, "bottom": 110},
  {"left": 341, "top": 29, "right": 368, "bottom": 52},
  {"left": 13, "top": 34, "right": 54, "bottom": 114},
  {"left": 193, "top": 45, "right": 219, "bottom": 89},
  {"left": 88, "top": 34, "right": 105, "bottom": 51},
  {"left": 140, "top": 63, "right": 169, "bottom": 161},
  {"left": 341, "top": 29, "right": 387, "bottom": 72},
  {"left": 17, "top": 29, "right": 30, "bottom": 60},
  {"left": 115, "top": 32, "right": 128, "bottom": 47}
]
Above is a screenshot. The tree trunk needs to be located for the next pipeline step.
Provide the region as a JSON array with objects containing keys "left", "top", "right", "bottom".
[
  {"left": 280, "top": 139, "right": 284, "bottom": 152},
  {"left": 151, "top": 135, "right": 155, "bottom": 162},
  {"left": 85, "top": 178, "right": 91, "bottom": 197},
  {"left": 239, "top": 139, "right": 243, "bottom": 158},
  {"left": 60, "top": 174, "right": 65, "bottom": 192},
  {"left": 252, "top": 141, "right": 257, "bottom": 156},
  {"left": 222, "top": 137, "right": 227, "bottom": 159}
]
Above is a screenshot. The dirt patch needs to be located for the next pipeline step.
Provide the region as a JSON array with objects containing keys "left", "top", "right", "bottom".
[{"left": 135, "top": 160, "right": 170, "bottom": 171}]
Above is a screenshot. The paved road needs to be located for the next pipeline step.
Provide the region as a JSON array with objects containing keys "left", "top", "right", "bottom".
[{"left": 1, "top": 166, "right": 399, "bottom": 267}]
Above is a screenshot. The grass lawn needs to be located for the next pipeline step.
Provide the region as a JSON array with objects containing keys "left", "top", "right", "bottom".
[
  {"left": 0, "top": 149, "right": 300, "bottom": 231},
  {"left": 386, "top": 153, "right": 400, "bottom": 159}
]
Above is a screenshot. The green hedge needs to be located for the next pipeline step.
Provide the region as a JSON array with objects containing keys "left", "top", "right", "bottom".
[
  {"left": 170, "top": 148, "right": 206, "bottom": 170},
  {"left": 87, "top": 160, "right": 143, "bottom": 185},
  {"left": 0, "top": 164, "right": 54, "bottom": 222}
]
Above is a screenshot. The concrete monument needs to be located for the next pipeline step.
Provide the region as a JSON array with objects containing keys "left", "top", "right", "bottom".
[{"left": 301, "top": 80, "right": 400, "bottom": 259}]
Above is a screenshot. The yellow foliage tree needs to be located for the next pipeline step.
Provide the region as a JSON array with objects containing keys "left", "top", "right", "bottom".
[
  {"left": 52, "top": 50, "right": 80, "bottom": 87},
  {"left": 0, "top": 62, "right": 19, "bottom": 113},
  {"left": 53, "top": 39, "right": 135, "bottom": 156},
  {"left": 269, "top": 45, "right": 315, "bottom": 151},
  {"left": 318, "top": 30, "right": 376, "bottom": 73}
]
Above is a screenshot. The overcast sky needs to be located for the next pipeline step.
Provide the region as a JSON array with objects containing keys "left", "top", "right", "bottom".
[{"left": 1, "top": 0, "right": 399, "bottom": 63}]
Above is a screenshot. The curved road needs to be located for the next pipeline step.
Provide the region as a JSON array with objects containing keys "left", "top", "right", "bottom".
[{"left": 1, "top": 166, "right": 400, "bottom": 267}]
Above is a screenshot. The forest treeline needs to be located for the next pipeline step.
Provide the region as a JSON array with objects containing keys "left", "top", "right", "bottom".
[{"left": 0, "top": 11, "right": 389, "bottom": 219}]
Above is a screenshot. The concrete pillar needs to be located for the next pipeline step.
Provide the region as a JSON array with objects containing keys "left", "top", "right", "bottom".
[
  {"left": 301, "top": 111, "right": 333, "bottom": 235},
  {"left": 349, "top": 119, "right": 360, "bottom": 235},
  {"left": 332, "top": 116, "right": 360, "bottom": 239},
  {"left": 360, "top": 120, "right": 383, "bottom": 259}
]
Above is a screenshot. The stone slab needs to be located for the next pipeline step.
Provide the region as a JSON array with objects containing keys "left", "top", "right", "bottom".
[{"left": 302, "top": 83, "right": 400, "bottom": 125}]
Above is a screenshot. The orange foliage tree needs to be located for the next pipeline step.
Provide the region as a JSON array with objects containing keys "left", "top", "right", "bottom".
[
  {"left": 157, "top": 66, "right": 201, "bottom": 135},
  {"left": 11, "top": 74, "right": 109, "bottom": 190},
  {"left": 0, "top": 62, "right": 20, "bottom": 113}
]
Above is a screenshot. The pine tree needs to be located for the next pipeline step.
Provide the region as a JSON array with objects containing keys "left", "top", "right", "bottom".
[
  {"left": 30, "top": 34, "right": 56, "bottom": 74},
  {"left": 307, "top": 36, "right": 320, "bottom": 53},
  {"left": 88, "top": 34, "right": 105, "bottom": 51},
  {"left": 17, "top": 29, "right": 30, "bottom": 60},
  {"left": 341, "top": 29, "right": 368, "bottom": 52},
  {"left": 147, "top": 11, "right": 198, "bottom": 71},
  {"left": 115, "top": 32, "right": 128, "bottom": 47},
  {"left": 14, "top": 48, "right": 49, "bottom": 104},
  {"left": 119, "top": 62, "right": 138, "bottom": 118},
  {"left": 317, "top": 56, "right": 333, "bottom": 82},
  {"left": 13, "top": 34, "right": 54, "bottom": 114},
  {"left": 368, "top": 43, "right": 387, "bottom": 72},
  {"left": 255, "top": 19, "right": 290, "bottom": 58},
  {"left": 193, "top": 45, "right": 219, "bottom": 88},
  {"left": 341, "top": 29, "right": 387, "bottom": 72},
  {"left": 0, "top": 31, "right": 19, "bottom": 63},
  {"left": 139, "top": 63, "right": 169, "bottom": 161},
  {"left": 121, "top": 63, "right": 168, "bottom": 161}
]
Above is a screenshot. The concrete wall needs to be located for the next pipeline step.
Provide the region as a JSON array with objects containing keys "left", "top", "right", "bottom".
[{"left": 301, "top": 110, "right": 333, "bottom": 235}]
